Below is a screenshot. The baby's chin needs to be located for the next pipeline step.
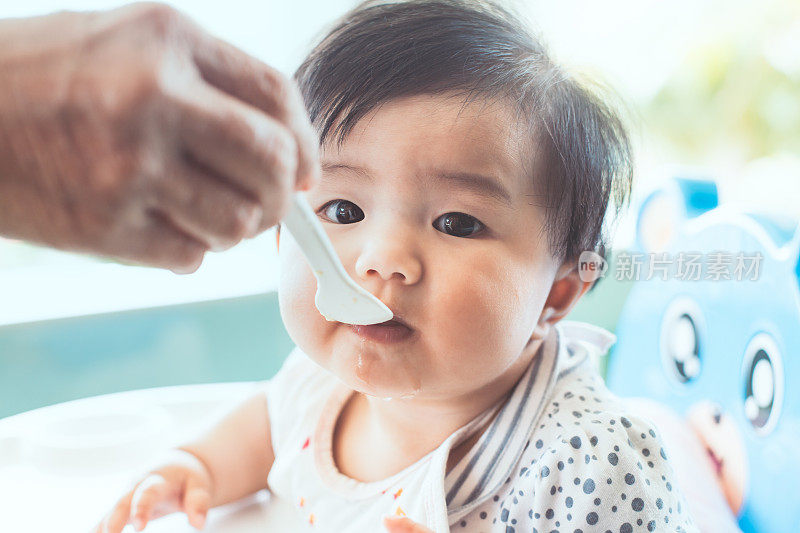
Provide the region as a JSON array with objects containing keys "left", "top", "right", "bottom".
[{"left": 320, "top": 343, "right": 424, "bottom": 400}]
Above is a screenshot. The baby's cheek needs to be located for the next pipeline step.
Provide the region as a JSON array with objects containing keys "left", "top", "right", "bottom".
[
  {"left": 431, "top": 273, "right": 528, "bottom": 378},
  {"left": 278, "top": 249, "right": 324, "bottom": 351}
]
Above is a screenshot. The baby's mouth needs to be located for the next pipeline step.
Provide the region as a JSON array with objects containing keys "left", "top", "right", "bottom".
[{"left": 349, "top": 317, "right": 414, "bottom": 343}]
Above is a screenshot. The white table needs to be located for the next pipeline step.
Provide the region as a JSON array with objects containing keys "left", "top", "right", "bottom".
[{"left": 0, "top": 383, "right": 306, "bottom": 533}]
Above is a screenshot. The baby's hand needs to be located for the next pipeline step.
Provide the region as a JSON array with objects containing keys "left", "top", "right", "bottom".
[{"left": 93, "top": 449, "right": 214, "bottom": 533}]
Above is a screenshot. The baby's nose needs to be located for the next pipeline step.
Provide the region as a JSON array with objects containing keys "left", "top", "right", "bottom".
[{"left": 354, "top": 235, "right": 422, "bottom": 285}]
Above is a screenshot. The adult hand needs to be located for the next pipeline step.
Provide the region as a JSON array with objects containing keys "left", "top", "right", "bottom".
[{"left": 0, "top": 2, "right": 319, "bottom": 273}]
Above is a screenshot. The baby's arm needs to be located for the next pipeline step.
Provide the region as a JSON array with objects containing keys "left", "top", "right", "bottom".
[
  {"left": 181, "top": 392, "right": 274, "bottom": 507},
  {"left": 95, "top": 392, "right": 274, "bottom": 533}
]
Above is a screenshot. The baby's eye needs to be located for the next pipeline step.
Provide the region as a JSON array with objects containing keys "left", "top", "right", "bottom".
[
  {"left": 319, "top": 200, "right": 364, "bottom": 224},
  {"left": 433, "top": 212, "right": 485, "bottom": 238}
]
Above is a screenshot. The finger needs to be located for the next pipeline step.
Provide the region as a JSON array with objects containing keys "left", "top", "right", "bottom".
[
  {"left": 188, "top": 29, "right": 320, "bottom": 190},
  {"left": 101, "top": 490, "right": 134, "bottom": 533},
  {"left": 108, "top": 213, "right": 208, "bottom": 274},
  {"left": 182, "top": 474, "right": 211, "bottom": 530},
  {"left": 153, "top": 158, "right": 263, "bottom": 251},
  {"left": 130, "top": 475, "right": 172, "bottom": 531},
  {"left": 175, "top": 83, "right": 297, "bottom": 225}
]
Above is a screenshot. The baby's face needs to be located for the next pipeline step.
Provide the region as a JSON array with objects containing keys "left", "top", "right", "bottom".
[{"left": 278, "top": 94, "right": 558, "bottom": 400}]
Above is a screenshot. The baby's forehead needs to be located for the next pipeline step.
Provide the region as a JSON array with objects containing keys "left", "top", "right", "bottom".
[{"left": 319, "top": 94, "right": 538, "bottom": 193}]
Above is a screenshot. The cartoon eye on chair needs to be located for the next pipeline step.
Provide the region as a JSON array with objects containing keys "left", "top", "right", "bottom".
[{"left": 607, "top": 177, "right": 800, "bottom": 532}]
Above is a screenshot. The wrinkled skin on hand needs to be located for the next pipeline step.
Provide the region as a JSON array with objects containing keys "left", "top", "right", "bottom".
[{"left": 0, "top": 3, "right": 319, "bottom": 272}]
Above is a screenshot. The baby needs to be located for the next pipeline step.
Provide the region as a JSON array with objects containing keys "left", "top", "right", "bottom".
[{"left": 97, "top": 1, "right": 697, "bottom": 532}]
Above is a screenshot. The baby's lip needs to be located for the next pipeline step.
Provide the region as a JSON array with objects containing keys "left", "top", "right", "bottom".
[{"left": 378, "top": 316, "right": 413, "bottom": 330}]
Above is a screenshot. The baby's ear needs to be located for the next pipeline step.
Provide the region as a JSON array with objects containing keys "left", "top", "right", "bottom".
[
  {"left": 532, "top": 264, "right": 593, "bottom": 340},
  {"left": 636, "top": 176, "right": 718, "bottom": 253}
]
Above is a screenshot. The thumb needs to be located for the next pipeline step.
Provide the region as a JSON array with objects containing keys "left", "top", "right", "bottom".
[{"left": 183, "top": 474, "right": 212, "bottom": 530}]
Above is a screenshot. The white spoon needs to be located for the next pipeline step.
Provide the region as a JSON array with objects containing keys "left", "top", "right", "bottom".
[{"left": 281, "top": 193, "right": 393, "bottom": 325}]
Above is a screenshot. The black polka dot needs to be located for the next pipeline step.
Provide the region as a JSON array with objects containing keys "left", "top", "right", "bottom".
[
  {"left": 594, "top": 498, "right": 601, "bottom": 506},
  {"left": 583, "top": 479, "right": 595, "bottom": 494},
  {"left": 621, "top": 417, "right": 632, "bottom": 428},
  {"left": 574, "top": 477, "right": 581, "bottom": 485},
  {"left": 666, "top": 481, "right": 672, "bottom": 491},
  {"left": 647, "top": 520, "right": 656, "bottom": 531},
  {"left": 460, "top": 520, "right": 466, "bottom": 527},
  {"left": 570, "top": 436, "right": 582, "bottom": 449},
  {"left": 620, "top": 523, "right": 633, "bottom": 533},
  {"left": 608, "top": 452, "right": 618, "bottom": 466},
  {"left": 541, "top": 466, "right": 550, "bottom": 477},
  {"left": 612, "top": 506, "right": 617, "bottom": 512},
  {"left": 625, "top": 473, "right": 635, "bottom": 485},
  {"left": 590, "top": 436, "right": 598, "bottom": 446},
  {"left": 501, "top": 508, "right": 509, "bottom": 522},
  {"left": 573, "top": 411, "right": 583, "bottom": 418},
  {"left": 642, "top": 448, "right": 650, "bottom": 456},
  {"left": 536, "top": 439, "right": 544, "bottom": 449},
  {"left": 632, "top": 498, "right": 644, "bottom": 512},
  {"left": 586, "top": 512, "right": 598, "bottom": 525},
  {"left": 566, "top": 496, "right": 574, "bottom": 508},
  {"left": 557, "top": 461, "right": 565, "bottom": 471},
  {"left": 481, "top": 512, "right": 488, "bottom": 519},
  {"left": 546, "top": 509, "right": 554, "bottom": 519}
]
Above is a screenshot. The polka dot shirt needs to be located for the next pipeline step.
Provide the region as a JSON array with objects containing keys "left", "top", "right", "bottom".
[{"left": 445, "top": 322, "right": 697, "bottom": 532}]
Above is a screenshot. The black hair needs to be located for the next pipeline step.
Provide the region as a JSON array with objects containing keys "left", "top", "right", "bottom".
[{"left": 294, "top": 0, "right": 633, "bottom": 264}]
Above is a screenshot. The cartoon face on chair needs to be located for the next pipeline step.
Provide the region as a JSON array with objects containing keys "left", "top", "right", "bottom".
[{"left": 608, "top": 177, "right": 800, "bottom": 532}]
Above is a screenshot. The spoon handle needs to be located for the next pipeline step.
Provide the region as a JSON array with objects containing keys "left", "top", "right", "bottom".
[{"left": 281, "top": 193, "right": 347, "bottom": 280}]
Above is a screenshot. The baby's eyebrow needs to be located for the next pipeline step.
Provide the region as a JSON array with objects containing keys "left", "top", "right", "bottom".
[
  {"left": 432, "top": 170, "right": 512, "bottom": 206},
  {"left": 321, "top": 163, "right": 513, "bottom": 206}
]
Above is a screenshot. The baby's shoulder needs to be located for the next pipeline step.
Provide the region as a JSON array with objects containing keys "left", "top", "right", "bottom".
[
  {"left": 532, "top": 361, "right": 672, "bottom": 480},
  {"left": 505, "top": 364, "right": 697, "bottom": 531},
  {"left": 265, "top": 349, "right": 338, "bottom": 423}
]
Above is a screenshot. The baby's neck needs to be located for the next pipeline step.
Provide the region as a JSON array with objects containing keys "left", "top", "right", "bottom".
[{"left": 332, "top": 336, "right": 545, "bottom": 483}]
